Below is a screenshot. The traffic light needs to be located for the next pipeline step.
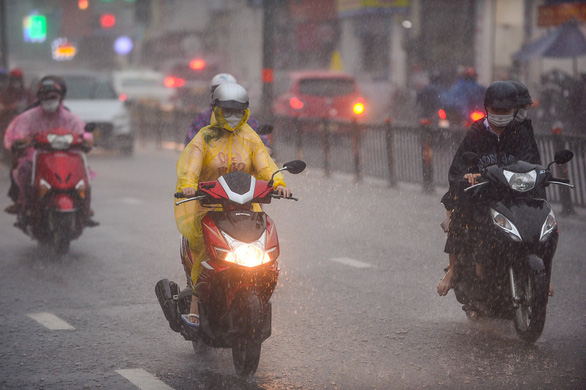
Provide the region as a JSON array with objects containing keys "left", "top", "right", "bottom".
[
  {"left": 100, "top": 13, "right": 116, "bottom": 29},
  {"left": 23, "top": 13, "right": 47, "bottom": 43}
]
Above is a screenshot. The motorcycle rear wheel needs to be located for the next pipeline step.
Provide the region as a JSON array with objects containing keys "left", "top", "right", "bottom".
[
  {"left": 231, "top": 293, "right": 263, "bottom": 377},
  {"left": 513, "top": 269, "right": 548, "bottom": 343}
]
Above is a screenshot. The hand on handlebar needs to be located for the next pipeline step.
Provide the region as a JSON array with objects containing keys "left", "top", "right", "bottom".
[
  {"left": 182, "top": 187, "right": 197, "bottom": 197},
  {"left": 275, "top": 185, "right": 291, "bottom": 198},
  {"left": 464, "top": 173, "right": 482, "bottom": 186}
]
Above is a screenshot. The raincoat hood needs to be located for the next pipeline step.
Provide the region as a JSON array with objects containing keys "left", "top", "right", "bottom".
[{"left": 212, "top": 106, "right": 250, "bottom": 132}]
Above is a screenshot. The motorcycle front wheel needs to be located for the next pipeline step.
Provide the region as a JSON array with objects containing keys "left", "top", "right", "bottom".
[
  {"left": 513, "top": 268, "right": 549, "bottom": 343},
  {"left": 52, "top": 212, "right": 74, "bottom": 255},
  {"left": 231, "top": 292, "right": 262, "bottom": 377}
]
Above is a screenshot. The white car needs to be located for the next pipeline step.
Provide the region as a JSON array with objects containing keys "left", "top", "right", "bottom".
[
  {"left": 112, "top": 69, "right": 174, "bottom": 109},
  {"left": 59, "top": 73, "right": 134, "bottom": 155}
]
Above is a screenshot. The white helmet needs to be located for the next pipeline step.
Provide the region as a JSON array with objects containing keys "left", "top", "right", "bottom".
[
  {"left": 210, "top": 73, "right": 237, "bottom": 91},
  {"left": 212, "top": 83, "right": 249, "bottom": 110}
]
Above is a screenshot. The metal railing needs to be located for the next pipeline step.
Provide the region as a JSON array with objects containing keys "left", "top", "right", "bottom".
[
  {"left": 128, "top": 104, "right": 585, "bottom": 209},
  {"left": 271, "top": 116, "right": 586, "bottom": 209}
]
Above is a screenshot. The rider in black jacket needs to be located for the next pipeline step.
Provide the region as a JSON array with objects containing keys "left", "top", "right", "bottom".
[{"left": 437, "top": 81, "right": 542, "bottom": 296}]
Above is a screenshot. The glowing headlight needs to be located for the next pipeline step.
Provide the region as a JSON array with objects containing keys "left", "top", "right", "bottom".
[
  {"left": 503, "top": 169, "right": 537, "bottom": 192},
  {"left": 217, "top": 244, "right": 271, "bottom": 268},
  {"left": 47, "top": 133, "right": 73, "bottom": 150},
  {"left": 490, "top": 208, "right": 522, "bottom": 241},
  {"left": 539, "top": 210, "right": 557, "bottom": 242}
]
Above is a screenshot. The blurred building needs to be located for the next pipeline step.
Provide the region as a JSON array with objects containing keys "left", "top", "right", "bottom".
[{"left": 2, "top": 0, "right": 584, "bottom": 120}]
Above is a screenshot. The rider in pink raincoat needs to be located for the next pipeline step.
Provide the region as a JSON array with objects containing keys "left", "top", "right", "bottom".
[{"left": 3, "top": 77, "right": 93, "bottom": 220}]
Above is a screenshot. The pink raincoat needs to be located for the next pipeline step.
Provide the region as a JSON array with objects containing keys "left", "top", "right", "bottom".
[{"left": 3, "top": 105, "right": 92, "bottom": 208}]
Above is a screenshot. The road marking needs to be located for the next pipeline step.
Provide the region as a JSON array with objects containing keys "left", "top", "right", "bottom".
[
  {"left": 116, "top": 369, "right": 174, "bottom": 390},
  {"left": 27, "top": 312, "right": 75, "bottom": 330},
  {"left": 329, "top": 257, "right": 372, "bottom": 269},
  {"left": 121, "top": 197, "right": 145, "bottom": 205}
]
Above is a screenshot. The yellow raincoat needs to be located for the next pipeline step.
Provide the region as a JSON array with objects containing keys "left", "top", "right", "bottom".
[{"left": 175, "top": 107, "right": 285, "bottom": 287}]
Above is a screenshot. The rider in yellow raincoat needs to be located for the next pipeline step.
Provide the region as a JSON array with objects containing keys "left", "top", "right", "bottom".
[{"left": 174, "top": 83, "right": 290, "bottom": 326}]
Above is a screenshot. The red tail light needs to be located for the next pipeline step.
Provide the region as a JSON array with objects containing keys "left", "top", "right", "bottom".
[
  {"left": 119, "top": 93, "right": 127, "bottom": 102},
  {"left": 438, "top": 109, "right": 447, "bottom": 120},
  {"left": 353, "top": 97, "right": 365, "bottom": 116},
  {"left": 164, "top": 76, "right": 185, "bottom": 88},
  {"left": 289, "top": 96, "right": 304, "bottom": 110},
  {"left": 470, "top": 111, "right": 484, "bottom": 122},
  {"left": 190, "top": 59, "right": 206, "bottom": 70}
]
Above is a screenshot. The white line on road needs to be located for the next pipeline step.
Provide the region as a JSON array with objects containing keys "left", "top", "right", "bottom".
[
  {"left": 26, "top": 312, "right": 75, "bottom": 330},
  {"left": 121, "top": 197, "right": 145, "bottom": 205},
  {"left": 116, "top": 369, "right": 174, "bottom": 390},
  {"left": 329, "top": 257, "right": 373, "bottom": 269}
]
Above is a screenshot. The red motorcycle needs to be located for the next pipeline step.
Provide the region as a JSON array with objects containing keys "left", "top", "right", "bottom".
[
  {"left": 156, "top": 160, "right": 306, "bottom": 377},
  {"left": 15, "top": 128, "right": 92, "bottom": 254}
]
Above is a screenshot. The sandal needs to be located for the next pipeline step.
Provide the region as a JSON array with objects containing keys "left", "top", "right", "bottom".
[{"left": 181, "top": 313, "right": 200, "bottom": 328}]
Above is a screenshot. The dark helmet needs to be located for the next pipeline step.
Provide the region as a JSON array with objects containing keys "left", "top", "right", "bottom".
[
  {"left": 212, "top": 83, "right": 249, "bottom": 110},
  {"left": 484, "top": 81, "right": 517, "bottom": 110},
  {"left": 37, "top": 76, "right": 66, "bottom": 99},
  {"left": 508, "top": 80, "right": 532, "bottom": 106},
  {"left": 37, "top": 75, "right": 67, "bottom": 99}
]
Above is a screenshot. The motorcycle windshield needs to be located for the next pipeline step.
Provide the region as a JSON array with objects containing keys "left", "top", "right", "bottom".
[{"left": 209, "top": 210, "right": 266, "bottom": 244}]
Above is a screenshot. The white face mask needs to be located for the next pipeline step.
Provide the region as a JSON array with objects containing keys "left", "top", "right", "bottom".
[
  {"left": 225, "top": 116, "right": 242, "bottom": 129},
  {"left": 41, "top": 99, "right": 60, "bottom": 114},
  {"left": 487, "top": 112, "right": 514, "bottom": 128},
  {"left": 515, "top": 108, "right": 528, "bottom": 122}
]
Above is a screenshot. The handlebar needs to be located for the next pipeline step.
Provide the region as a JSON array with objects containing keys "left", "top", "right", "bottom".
[
  {"left": 550, "top": 177, "right": 570, "bottom": 184},
  {"left": 174, "top": 190, "right": 298, "bottom": 204}
]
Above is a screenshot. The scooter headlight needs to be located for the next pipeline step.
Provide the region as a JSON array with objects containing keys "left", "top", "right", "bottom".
[
  {"left": 215, "top": 244, "right": 271, "bottom": 268},
  {"left": 490, "top": 208, "right": 522, "bottom": 241},
  {"left": 539, "top": 209, "right": 557, "bottom": 242},
  {"left": 503, "top": 169, "right": 537, "bottom": 192},
  {"left": 47, "top": 133, "right": 74, "bottom": 150}
]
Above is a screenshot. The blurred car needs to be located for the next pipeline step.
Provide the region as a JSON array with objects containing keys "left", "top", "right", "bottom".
[
  {"left": 272, "top": 71, "right": 366, "bottom": 125},
  {"left": 112, "top": 69, "right": 174, "bottom": 109},
  {"left": 160, "top": 57, "right": 221, "bottom": 112},
  {"left": 58, "top": 73, "right": 133, "bottom": 154}
]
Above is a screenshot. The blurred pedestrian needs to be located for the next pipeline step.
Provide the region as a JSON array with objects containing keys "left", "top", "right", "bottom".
[
  {"left": 0, "top": 68, "right": 35, "bottom": 112},
  {"left": 416, "top": 69, "right": 446, "bottom": 122},
  {"left": 440, "top": 66, "right": 486, "bottom": 126}
]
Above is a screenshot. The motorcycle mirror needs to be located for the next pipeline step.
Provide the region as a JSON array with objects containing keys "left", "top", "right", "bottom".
[
  {"left": 283, "top": 160, "right": 306, "bottom": 174},
  {"left": 257, "top": 124, "right": 273, "bottom": 135},
  {"left": 462, "top": 152, "right": 479, "bottom": 166},
  {"left": 553, "top": 149, "right": 573, "bottom": 165}
]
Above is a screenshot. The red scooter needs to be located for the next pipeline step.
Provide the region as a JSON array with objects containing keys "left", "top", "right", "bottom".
[
  {"left": 15, "top": 128, "right": 92, "bottom": 254},
  {"left": 156, "top": 160, "right": 305, "bottom": 377}
]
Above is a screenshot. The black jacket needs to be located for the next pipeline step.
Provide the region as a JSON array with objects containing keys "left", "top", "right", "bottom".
[{"left": 442, "top": 118, "right": 541, "bottom": 209}]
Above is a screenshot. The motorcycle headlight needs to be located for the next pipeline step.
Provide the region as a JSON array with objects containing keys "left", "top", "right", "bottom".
[
  {"left": 490, "top": 208, "right": 522, "bottom": 241},
  {"left": 47, "top": 133, "right": 73, "bottom": 150},
  {"left": 539, "top": 210, "right": 557, "bottom": 242},
  {"left": 215, "top": 244, "right": 271, "bottom": 268},
  {"left": 503, "top": 169, "right": 537, "bottom": 192}
]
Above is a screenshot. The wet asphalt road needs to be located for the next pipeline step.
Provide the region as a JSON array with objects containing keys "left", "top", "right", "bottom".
[{"left": 0, "top": 143, "right": 584, "bottom": 390}]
